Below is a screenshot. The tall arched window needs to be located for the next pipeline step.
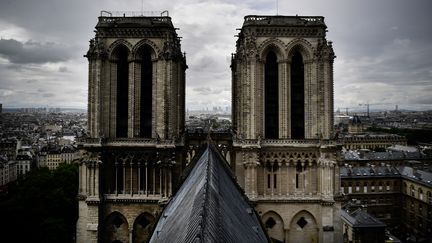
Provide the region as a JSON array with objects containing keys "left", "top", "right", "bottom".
[
  {"left": 265, "top": 51, "right": 279, "bottom": 139},
  {"left": 138, "top": 46, "right": 153, "bottom": 137},
  {"left": 291, "top": 50, "right": 305, "bottom": 139},
  {"left": 115, "top": 45, "right": 129, "bottom": 138}
]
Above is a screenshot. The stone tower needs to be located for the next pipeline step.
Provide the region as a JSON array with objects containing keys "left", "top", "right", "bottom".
[
  {"left": 231, "top": 15, "right": 342, "bottom": 242},
  {"left": 76, "top": 12, "right": 186, "bottom": 243}
]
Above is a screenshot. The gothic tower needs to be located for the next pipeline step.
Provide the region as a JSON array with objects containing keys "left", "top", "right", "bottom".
[
  {"left": 76, "top": 12, "right": 186, "bottom": 243},
  {"left": 231, "top": 15, "right": 342, "bottom": 242}
]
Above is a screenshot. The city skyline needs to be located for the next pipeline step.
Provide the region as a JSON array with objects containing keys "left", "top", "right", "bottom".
[{"left": 0, "top": 0, "right": 431, "bottom": 111}]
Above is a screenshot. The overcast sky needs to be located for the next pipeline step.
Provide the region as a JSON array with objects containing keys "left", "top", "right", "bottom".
[{"left": 0, "top": 0, "right": 431, "bottom": 111}]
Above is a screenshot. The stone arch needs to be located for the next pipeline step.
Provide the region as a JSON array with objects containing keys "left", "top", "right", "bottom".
[
  {"left": 133, "top": 212, "right": 156, "bottom": 243},
  {"left": 132, "top": 39, "right": 160, "bottom": 60},
  {"left": 286, "top": 38, "right": 314, "bottom": 61},
  {"left": 262, "top": 210, "right": 285, "bottom": 242},
  {"left": 289, "top": 210, "right": 318, "bottom": 243},
  {"left": 104, "top": 211, "right": 130, "bottom": 243},
  {"left": 109, "top": 42, "right": 130, "bottom": 138},
  {"left": 263, "top": 49, "right": 280, "bottom": 139},
  {"left": 258, "top": 38, "right": 286, "bottom": 61},
  {"left": 108, "top": 39, "right": 133, "bottom": 60}
]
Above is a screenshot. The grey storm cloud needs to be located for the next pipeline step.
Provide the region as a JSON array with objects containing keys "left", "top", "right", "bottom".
[
  {"left": 0, "top": 38, "right": 72, "bottom": 64},
  {"left": 192, "top": 87, "right": 224, "bottom": 95},
  {"left": 0, "top": 0, "right": 431, "bottom": 110}
]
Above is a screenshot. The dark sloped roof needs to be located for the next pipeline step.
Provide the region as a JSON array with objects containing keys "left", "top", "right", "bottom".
[
  {"left": 341, "top": 209, "right": 386, "bottom": 228},
  {"left": 149, "top": 143, "right": 269, "bottom": 243},
  {"left": 340, "top": 165, "right": 400, "bottom": 178}
]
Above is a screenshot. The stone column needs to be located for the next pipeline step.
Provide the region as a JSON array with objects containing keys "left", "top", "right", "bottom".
[
  {"left": 130, "top": 160, "right": 134, "bottom": 196},
  {"left": 109, "top": 61, "right": 117, "bottom": 137},
  {"left": 133, "top": 60, "right": 141, "bottom": 137},
  {"left": 277, "top": 162, "right": 282, "bottom": 196},
  {"left": 249, "top": 56, "right": 256, "bottom": 139},
  {"left": 286, "top": 161, "right": 290, "bottom": 196},
  {"left": 87, "top": 163, "right": 93, "bottom": 196},
  {"left": 95, "top": 160, "right": 100, "bottom": 196},
  {"left": 137, "top": 161, "right": 141, "bottom": 194},
  {"left": 122, "top": 160, "right": 126, "bottom": 194},
  {"left": 279, "top": 60, "right": 288, "bottom": 138},
  {"left": 308, "top": 160, "right": 313, "bottom": 196},
  {"left": 79, "top": 162, "right": 83, "bottom": 194},
  {"left": 115, "top": 161, "right": 119, "bottom": 195},
  {"left": 94, "top": 58, "right": 102, "bottom": 138}
]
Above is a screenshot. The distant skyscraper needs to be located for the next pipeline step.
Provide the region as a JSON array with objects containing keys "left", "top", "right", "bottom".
[{"left": 231, "top": 15, "right": 342, "bottom": 242}]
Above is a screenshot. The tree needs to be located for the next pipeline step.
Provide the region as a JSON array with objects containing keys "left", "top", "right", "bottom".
[{"left": 0, "top": 163, "right": 78, "bottom": 243}]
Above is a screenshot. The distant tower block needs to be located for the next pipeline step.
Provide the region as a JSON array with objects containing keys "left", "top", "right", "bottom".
[
  {"left": 231, "top": 15, "right": 342, "bottom": 243},
  {"left": 77, "top": 11, "right": 187, "bottom": 243}
]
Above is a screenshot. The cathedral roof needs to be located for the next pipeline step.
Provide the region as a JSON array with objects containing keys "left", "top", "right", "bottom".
[
  {"left": 149, "top": 142, "right": 269, "bottom": 243},
  {"left": 341, "top": 208, "right": 386, "bottom": 228}
]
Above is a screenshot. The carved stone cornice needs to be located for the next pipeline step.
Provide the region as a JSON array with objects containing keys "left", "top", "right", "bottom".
[
  {"left": 97, "top": 28, "right": 176, "bottom": 38},
  {"left": 254, "top": 27, "right": 325, "bottom": 38}
]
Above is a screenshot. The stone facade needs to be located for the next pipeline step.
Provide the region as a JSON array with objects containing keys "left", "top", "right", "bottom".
[
  {"left": 78, "top": 13, "right": 344, "bottom": 243},
  {"left": 231, "top": 15, "right": 342, "bottom": 242},
  {"left": 77, "top": 13, "right": 186, "bottom": 243},
  {"left": 341, "top": 165, "right": 432, "bottom": 240},
  {"left": 340, "top": 134, "right": 407, "bottom": 150}
]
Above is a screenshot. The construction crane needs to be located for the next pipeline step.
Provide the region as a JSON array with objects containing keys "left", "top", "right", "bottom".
[
  {"left": 359, "top": 103, "right": 395, "bottom": 117},
  {"left": 337, "top": 107, "right": 350, "bottom": 115},
  {"left": 358, "top": 103, "right": 370, "bottom": 117}
]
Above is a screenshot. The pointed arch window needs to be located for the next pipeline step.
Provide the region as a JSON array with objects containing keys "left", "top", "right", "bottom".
[
  {"left": 291, "top": 50, "right": 304, "bottom": 139},
  {"left": 265, "top": 51, "right": 279, "bottom": 139},
  {"left": 114, "top": 45, "right": 129, "bottom": 138},
  {"left": 138, "top": 46, "right": 153, "bottom": 138}
]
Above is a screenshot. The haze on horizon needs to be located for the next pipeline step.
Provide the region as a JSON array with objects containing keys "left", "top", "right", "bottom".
[{"left": 0, "top": 0, "right": 431, "bottom": 111}]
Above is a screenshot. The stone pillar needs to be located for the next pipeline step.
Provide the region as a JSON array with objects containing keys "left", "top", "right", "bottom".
[
  {"left": 278, "top": 162, "right": 282, "bottom": 196},
  {"left": 109, "top": 61, "right": 117, "bottom": 137},
  {"left": 244, "top": 159, "right": 258, "bottom": 198},
  {"left": 79, "top": 162, "right": 84, "bottom": 194},
  {"left": 249, "top": 57, "right": 256, "bottom": 139},
  {"left": 286, "top": 161, "right": 290, "bottom": 196},
  {"left": 130, "top": 161, "right": 134, "bottom": 196},
  {"left": 122, "top": 160, "right": 126, "bottom": 194},
  {"left": 155, "top": 58, "right": 166, "bottom": 139},
  {"left": 94, "top": 58, "right": 102, "bottom": 138},
  {"left": 317, "top": 161, "right": 323, "bottom": 196},
  {"left": 87, "top": 163, "right": 92, "bottom": 196},
  {"left": 95, "top": 160, "right": 100, "bottom": 196},
  {"left": 151, "top": 58, "right": 158, "bottom": 138},
  {"left": 115, "top": 161, "right": 118, "bottom": 195},
  {"left": 279, "top": 60, "right": 288, "bottom": 138},
  {"left": 308, "top": 161, "right": 312, "bottom": 196}
]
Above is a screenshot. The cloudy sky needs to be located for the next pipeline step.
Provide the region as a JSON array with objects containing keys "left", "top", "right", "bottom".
[{"left": 0, "top": 0, "right": 431, "bottom": 111}]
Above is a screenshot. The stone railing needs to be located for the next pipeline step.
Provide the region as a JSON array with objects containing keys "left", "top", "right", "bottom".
[
  {"left": 250, "top": 193, "right": 331, "bottom": 202},
  {"left": 104, "top": 193, "right": 167, "bottom": 202},
  {"left": 77, "top": 137, "right": 176, "bottom": 147},
  {"left": 100, "top": 10, "right": 169, "bottom": 17},
  {"left": 243, "top": 15, "right": 325, "bottom": 25},
  {"left": 233, "top": 138, "right": 337, "bottom": 147},
  {"left": 98, "top": 16, "right": 171, "bottom": 25}
]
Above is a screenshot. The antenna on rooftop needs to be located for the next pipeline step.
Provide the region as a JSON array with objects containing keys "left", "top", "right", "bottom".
[{"left": 141, "top": 0, "right": 144, "bottom": 16}]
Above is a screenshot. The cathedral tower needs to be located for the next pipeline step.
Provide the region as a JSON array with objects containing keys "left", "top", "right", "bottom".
[
  {"left": 231, "top": 15, "right": 342, "bottom": 242},
  {"left": 77, "top": 12, "right": 186, "bottom": 243}
]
